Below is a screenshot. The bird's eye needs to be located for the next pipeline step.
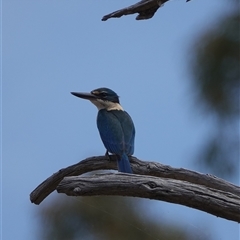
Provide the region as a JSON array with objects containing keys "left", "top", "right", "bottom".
[{"left": 101, "top": 92, "right": 107, "bottom": 97}]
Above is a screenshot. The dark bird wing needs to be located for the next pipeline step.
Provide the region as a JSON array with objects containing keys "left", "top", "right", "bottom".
[
  {"left": 97, "top": 109, "right": 135, "bottom": 156},
  {"left": 111, "top": 110, "right": 135, "bottom": 155}
]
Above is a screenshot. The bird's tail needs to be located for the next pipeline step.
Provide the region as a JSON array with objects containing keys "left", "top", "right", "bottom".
[{"left": 117, "top": 153, "right": 132, "bottom": 173}]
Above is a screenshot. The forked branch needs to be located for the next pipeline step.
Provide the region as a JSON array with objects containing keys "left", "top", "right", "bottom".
[{"left": 29, "top": 155, "right": 240, "bottom": 223}]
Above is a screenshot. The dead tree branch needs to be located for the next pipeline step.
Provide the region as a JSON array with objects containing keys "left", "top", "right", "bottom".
[
  {"left": 102, "top": 0, "right": 191, "bottom": 21},
  {"left": 57, "top": 173, "right": 240, "bottom": 223},
  {"left": 30, "top": 155, "right": 240, "bottom": 222}
]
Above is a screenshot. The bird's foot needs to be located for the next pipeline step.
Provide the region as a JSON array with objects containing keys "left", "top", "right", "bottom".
[{"left": 105, "top": 151, "right": 111, "bottom": 161}]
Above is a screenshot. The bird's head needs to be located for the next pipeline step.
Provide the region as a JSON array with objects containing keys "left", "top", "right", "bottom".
[{"left": 71, "top": 87, "right": 123, "bottom": 111}]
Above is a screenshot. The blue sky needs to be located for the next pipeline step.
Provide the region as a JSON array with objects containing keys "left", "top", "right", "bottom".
[{"left": 2, "top": 0, "right": 239, "bottom": 239}]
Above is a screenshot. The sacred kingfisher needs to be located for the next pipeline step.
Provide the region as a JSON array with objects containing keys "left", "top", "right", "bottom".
[{"left": 71, "top": 87, "right": 135, "bottom": 173}]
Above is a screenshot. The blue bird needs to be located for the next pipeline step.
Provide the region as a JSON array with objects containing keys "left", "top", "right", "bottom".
[{"left": 71, "top": 87, "right": 135, "bottom": 173}]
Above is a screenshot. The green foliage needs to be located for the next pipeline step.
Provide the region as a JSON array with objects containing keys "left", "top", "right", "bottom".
[
  {"left": 37, "top": 196, "right": 200, "bottom": 240},
  {"left": 190, "top": 8, "right": 239, "bottom": 178},
  {"left": 192, "top": 12, "right": 240, "bottom": 118}
]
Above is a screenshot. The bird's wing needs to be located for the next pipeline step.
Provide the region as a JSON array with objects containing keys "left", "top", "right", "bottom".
[
  {"left": 97, "top": 109, "right": 135, "bottom": 155},
  {"left": 111, "top": 110, "right": 135, "bottom": 155}
]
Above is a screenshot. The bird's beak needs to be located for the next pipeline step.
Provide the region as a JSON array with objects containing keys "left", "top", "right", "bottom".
[{"left": 71, "top": 92, "right": 97, "bottom": 100}]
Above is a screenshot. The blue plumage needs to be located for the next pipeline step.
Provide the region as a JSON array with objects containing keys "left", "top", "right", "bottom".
[
  {"left": 97, "top": 109, "right": 135, "bottom": 173},
  {"left": 71, "top": 87, "right": 135, "bottom": 173}
]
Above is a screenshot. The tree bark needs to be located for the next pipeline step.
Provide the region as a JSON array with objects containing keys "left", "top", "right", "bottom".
[
  {"left": 102, "top": 0, "right": 191, "bottom": 21},
  {"left": 57, "top": 173, "right": 240, "bottom": 223},
  {"left": 29, "top": 155, "right": 240, "bottom": 222}
]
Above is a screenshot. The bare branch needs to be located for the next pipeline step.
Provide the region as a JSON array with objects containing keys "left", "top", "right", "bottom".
[
  {"left": 30, "top": 156, "right": 240, "bottom": 207},
  {"left": 30, "top": 156, "right": 117, "bottom": 205},
  {"left": 102, "top": 0, "right": 191, "bottom": 21},
  {"left": 57, "top": 173, "right": 240, "bottom": 223}
]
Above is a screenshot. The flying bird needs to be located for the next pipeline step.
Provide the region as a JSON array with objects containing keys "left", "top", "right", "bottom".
[{"left": 71, "top": 88, "right": 135, "bottom": 173}]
